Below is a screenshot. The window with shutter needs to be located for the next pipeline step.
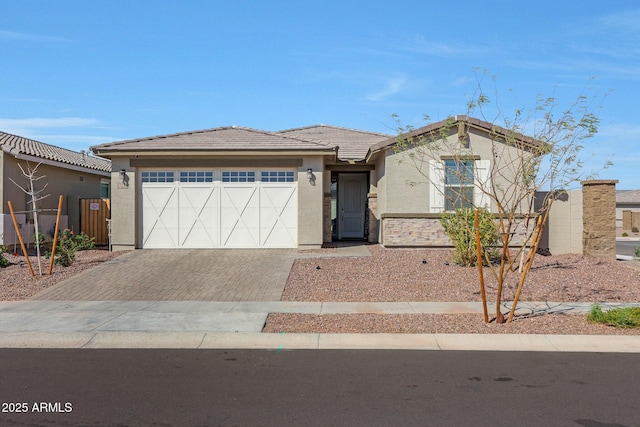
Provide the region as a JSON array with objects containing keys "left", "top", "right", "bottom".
[{"left": 430, "top": 159, "right": 491, "bottom": 212}]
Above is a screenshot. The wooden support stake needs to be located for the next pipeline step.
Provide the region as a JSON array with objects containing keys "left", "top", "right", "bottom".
[
  {"left": 7, "top": 201, "right": 35, "bottom": 277},
  {"left": 507, "top": 209, "right": 550, "bottom": 323},
  {"left": 475, "top": 210, "right": 489, "bottom": 323},
  {"left": 48, "top": 195, "right": 63, "bottom": 275}
]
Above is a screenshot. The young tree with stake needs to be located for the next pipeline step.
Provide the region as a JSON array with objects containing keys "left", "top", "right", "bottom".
[{"left": 394, "top": 77, "right": 609, "bottom": 323}]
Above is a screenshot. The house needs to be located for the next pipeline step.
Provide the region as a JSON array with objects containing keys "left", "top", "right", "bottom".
[
  {"left": 617, "top": 189, "right": 640, "bottom": 231},
  {"left": 1, "top": 131, "right": 111, "bottom": 246},
  {"left": 90, "top": 116, "right": 535, "bottom": 250}
]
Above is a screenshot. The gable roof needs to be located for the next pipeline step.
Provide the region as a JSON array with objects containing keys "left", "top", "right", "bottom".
[
  {"left": 1, "top": 131, "right": 111, "bottom": 174},
  {"left": 90, "top": 126, "right": 337, "bottom": 156},
  {"left": 276, "top": 125, "right": 391, "bottom": 161},
  {"left": 367, "top": 115, "right": 541, "bottom": 159},
  {"left": 617, "top": 189, "right": 640, "bottom": 204}
]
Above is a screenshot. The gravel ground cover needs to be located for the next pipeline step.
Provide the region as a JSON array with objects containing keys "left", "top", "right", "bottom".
[
  {"left": 263, "top": 313, "right": 640, "bottom": 335},
  {"left": 283, "top": 245, "right": 640, "bottom": 303},
  {"left": 265, "top": 245, "right": 640, "bottom": 334},
  {"left": 0, "top": 249, "right": 123, "bottom": 300}
]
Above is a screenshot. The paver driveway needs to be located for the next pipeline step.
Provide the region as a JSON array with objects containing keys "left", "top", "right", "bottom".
[{"left": 32, "top": 249, "right": 297, "bottom": 301}]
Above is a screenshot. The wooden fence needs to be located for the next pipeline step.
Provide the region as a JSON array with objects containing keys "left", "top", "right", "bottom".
[{"left": 80, "top": 199, "right": 111, "bottom": 245}]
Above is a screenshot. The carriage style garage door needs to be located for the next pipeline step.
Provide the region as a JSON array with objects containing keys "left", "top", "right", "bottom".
[{"left": 141, "top": 170, "right": 297, "bottom": 248}]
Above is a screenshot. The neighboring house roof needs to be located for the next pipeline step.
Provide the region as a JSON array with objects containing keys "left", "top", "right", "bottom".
[
  {"left": 0, "top": 131, "right": 111, "bottom": 174},
  {"left": 90, "top": 126, "right": 337, "bottom": 155},
  {"left": 616, "top": 189, "right": 640, "bottom": 204},
  {"left": 367, "top": 115, "right": 541, "bottom": 159},
  {"left": 276, "top": 125, "right": 391, "bottom": 161}
]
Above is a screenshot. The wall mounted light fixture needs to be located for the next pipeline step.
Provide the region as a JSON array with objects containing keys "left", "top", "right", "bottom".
[
  {"left": 119, "top": 169, "right": 129, "bottom": 188},
  {"left": 307, "top": 168, "right": 313, "bottom": 181}
]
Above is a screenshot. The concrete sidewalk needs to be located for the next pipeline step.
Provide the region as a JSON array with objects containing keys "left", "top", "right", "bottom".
[{"left": 1, "top": 300, "right": 639, "bottom": 352}]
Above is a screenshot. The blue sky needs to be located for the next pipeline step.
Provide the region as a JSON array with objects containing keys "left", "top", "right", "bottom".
[{"left": 1, "top": 1, "right": 639, "bottom": 189}]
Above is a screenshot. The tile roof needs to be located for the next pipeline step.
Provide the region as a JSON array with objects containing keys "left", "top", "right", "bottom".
[
  {"left": 1, "top": 131, "right": 111, "bottom": 173},
  {"left": 276, "top": 125, "right": 391, "bottom": 161},
  {"left": 616, "top": 189, "right": 640, "bottom": 204},
  {"left": 90, "top": 126, "right": 337, "bottom": 155},
  {"left": 367, "top": 115, "right": 541, "bottom": 157}
]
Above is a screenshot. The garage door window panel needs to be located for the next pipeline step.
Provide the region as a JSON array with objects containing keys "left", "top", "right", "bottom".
[
  {"left": 180, "top": 171, "right": 213, "bottom": 183},
  {"left": 223, "top": 171, "right": 255, "bottom": 183},
  {"left": 142, "top": 171, "right": 175, "bottom": 183},
  {"left": 261, "top": 171, "right": 295, "bottom": 183}
]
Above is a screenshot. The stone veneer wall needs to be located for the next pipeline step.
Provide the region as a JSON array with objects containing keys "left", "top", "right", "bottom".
[
  {"left": 582, "top": 180, "right": 618, "bottom": 259},
  {"left": 381, "top": 214, "right": 529, "bottom": 247},
  {"left": 622, "top": 210, "right": 631, "bottom": 230},
  {"left": 323, "top": 193, "right": 332, "bottom": 243},
  {"left": 367, "top": 193, "right": 379, "bottom": 243},
  {"left": 382, "top": 217, "right": 451, "bottom": 246},
  {"left": 622, "top": 210, "right": 640, "bottom": 231}
]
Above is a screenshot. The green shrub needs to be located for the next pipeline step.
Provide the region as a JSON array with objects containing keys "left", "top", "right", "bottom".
[
  {"left": 0, "top": 244, "right": 9, "bottom": 268},
  {"left": 587, "top": 305, "right": 640, "bottom": 328},
  {"left": 49, "top": 229, "right": 96, "bottom": 267},
  {"left": 52, "top": 229, "right": 80, "bottom": 267},
  {"left": 33, "top": 231, "right": 46, "bottom": 247},
  {"left": 440, "top": 207, "right": 500, "bottom": 267},
  {"left": 73, "top": 232, "right": 95, "bottom": 251},
  {"left": 634, "top": 247, "right": 640, "bottom": 260},
  {"left": 622, "top": 232, "right": 629, "bottom": 237}
]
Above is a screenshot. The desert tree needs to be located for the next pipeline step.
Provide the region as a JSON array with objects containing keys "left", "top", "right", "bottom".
[
  {"left": 393, "top": 75, "right": 609, "bottom": 323},
  {"left": 9, "top": 161, "right": 51, "bottom": 276}
]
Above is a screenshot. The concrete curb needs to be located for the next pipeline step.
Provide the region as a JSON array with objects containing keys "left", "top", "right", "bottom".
[
  {"left": 2, "top": 332, "right": 640, "bottom": 352},
  {"left": 2, "top": 300, "right": 640, "bottom": 352}
]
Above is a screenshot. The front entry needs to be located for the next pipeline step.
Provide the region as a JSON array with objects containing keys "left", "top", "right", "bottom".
[{"left": 338, "top": 173, "right": 367, "bottom": 239}]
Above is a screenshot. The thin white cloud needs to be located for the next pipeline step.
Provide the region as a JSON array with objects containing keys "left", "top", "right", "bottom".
[
  {"left": 367, "top": 75, "right": 408, "bottom": 101},
  {"left": 0, "top": 29, "right": 68, "bottom": 43},
  {"left": 598, "top": 9, "right": 640, "bottom": 34},
  {"left": 450, "top": 76, "right": 474, "bottom": 87},
  {"left": 0, "top": 117, "right": 103, "bottom": 131},
  {"left": 0, "top": 117, "right": 114, "bottom": 151},
  {"left": 399, "top": 34, "right": 501, "bottom": 58},
  {"left": 598, "top": 122, "right": 640, "bottom": 140}
]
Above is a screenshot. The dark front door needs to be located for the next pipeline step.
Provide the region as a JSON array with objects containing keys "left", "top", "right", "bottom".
[{"left": 338, "top": 173, "right": 367, "bottom": 239}]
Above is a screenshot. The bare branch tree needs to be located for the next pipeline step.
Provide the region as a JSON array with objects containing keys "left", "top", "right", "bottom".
[
  {"left": 9, "top": 162, "right": 51, "bottom": 276},
  {"left": 393, "top": 74, "right": 610, "bottom": 323}
]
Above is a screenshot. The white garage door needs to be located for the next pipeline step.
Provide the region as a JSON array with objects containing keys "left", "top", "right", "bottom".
[{"left": 141, "top": 170, "right": 297, "bottom": 248}]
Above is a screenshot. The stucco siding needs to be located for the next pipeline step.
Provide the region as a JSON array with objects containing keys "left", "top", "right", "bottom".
[
  {"left": 297, "top": 156, "right": 324, "bottom": 248},
  {"left": 380, "top": 129, "right": 533, "bottom": 216},
  {"left": 110, "top": 157, "right": 137, "bottom": 250},
  {"left": 617, "top": 204, "right": 640, "bottom": 229},
  {"left": 0, "top": 153, "right": 4, "bottom": 213},
  {"left": 384, "top": 149, "right": 430, "bottom": 214},
  {"left": 547, "top": 189, "right": 583, "bottom": 255},
  {"left": 2, "top": 155, "right": 103, "bottom": 235}
]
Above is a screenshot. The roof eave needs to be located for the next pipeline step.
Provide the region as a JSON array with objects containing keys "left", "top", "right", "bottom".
[
  {"left": 7, "top": 152, "right": 111, "bottom": 177},
  {"left": 91, "top": 148, "right": 338, "bottom": 158},
  {"left": 366, "top": 116, "right": 543, "bottom": 160}
]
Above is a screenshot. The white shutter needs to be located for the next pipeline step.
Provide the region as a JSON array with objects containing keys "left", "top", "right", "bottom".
[
  {"left": 474, "top": 159, "right": 491, "bottom": 209},
  {"left": 429, "top": 160, "right": 445, "bottom": 213}
]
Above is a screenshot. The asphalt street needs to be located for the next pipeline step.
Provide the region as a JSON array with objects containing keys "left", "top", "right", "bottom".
[
  {"left": 617, "top": 240, "right": 640, "bottom": 257},
  {"left": 0, "top": 349, "right": 639, "bottom": 426}
]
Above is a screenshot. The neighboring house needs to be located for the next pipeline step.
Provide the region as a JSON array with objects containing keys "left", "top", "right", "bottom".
[
  {"left": 90, "top": 116, "right": 535, "bottom": 250},
  {"left": 616, "top": 189, "right": 640, "bottom": 230},
  {"left": 1, "top": 131, "right": 111, "bottom": 246}
]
